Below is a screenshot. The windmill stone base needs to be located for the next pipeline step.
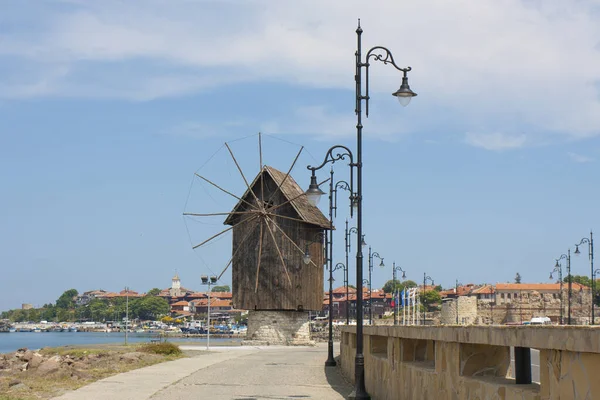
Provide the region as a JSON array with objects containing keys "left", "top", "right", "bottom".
[{"left": 242, "top": 310, "right": 314, "bottom": 346}]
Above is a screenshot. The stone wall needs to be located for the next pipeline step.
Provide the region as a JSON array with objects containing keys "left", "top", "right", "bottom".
[
  {"left": 340, "top": 325, "right": 600, "bottom": 399},
  {"left": 243, "top": 310, "right": 312, "bottom": 345},
  {"left": 440, "top": 296, "right": 478, "bottom": 325},
  {"left": 477, "top": 288, "right": 593, "bottom": 325}
]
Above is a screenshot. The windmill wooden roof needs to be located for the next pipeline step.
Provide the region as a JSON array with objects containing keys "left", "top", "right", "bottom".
[{"left": 224, "top": 165, "right": 331, "bottom": 229}]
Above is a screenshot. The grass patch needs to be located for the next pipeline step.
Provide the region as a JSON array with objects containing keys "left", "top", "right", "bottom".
[
  {"left": 0, "top": 345, "right": 184, "bottom": 400},
  {"left": 137, "top": 342, "right": 182, "bottom": 356}
]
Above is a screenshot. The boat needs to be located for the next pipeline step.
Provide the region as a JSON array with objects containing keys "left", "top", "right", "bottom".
[
  {"left": 68, "top": 326, "right": 78, "bottom": 332},
  {"left": 8, "top": 328, "right": 16, "bottom": 333},
  {"left": 33, "top": 327, "right": 42, "bottom": 333}
]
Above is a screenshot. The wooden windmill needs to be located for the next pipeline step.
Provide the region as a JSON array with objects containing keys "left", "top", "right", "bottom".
[{"left": 184, "top": 135, "right": 331, "bottom": 313}]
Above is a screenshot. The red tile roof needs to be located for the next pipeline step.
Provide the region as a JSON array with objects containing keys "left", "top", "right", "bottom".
[
  {"left": 496, "top": 283, "right": 590, "bottom": 291},
  {"left": 171, "top": 300, "right": 190, "bottom": 306}
]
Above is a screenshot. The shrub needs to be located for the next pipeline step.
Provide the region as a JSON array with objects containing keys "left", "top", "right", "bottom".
[{"left": 137, "top": 342, "right": 181, "bottom": 356}]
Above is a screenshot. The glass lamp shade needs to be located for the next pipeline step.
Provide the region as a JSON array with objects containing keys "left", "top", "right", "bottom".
[
  {"left": 549, "top": 273, "right": 554, "bottom": 280},
  {"left": 574, "top": 246, "right": 580, "bottom": 255},
  {"left": 361, "top": 235, "right": 367, "bottom": 248},
  {"left": 379, "top": 260, "right": 385, "bottom": 268},
  {"left": 305, "top": 175, "right": 325, "bottom": 206},
  {"left": 392, "top": 76, "right": 417, "bottom": 107},
  {"left": 402, "top": 272, "right": 407, "bottom": 279},
  {"left": 396, "top": 96, "right": 412, "bottom": 107},
  {"left": 303, "top": 253, "right": 311, "bottom": 265}
]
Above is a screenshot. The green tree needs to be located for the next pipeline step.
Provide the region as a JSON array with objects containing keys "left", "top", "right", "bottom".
[
  {"left": 56, "top": 289, "right": 78, "bottom": 309},
  {"left": 434, "top": 285, "right": 443, "bottom": 292},
  {"left": 382, "top": 280, "right": 404, "bottom": 293},
  {"left": 564, "top": 275, "right": 592, "bottom": 288},
  {"left": 146, "top": 288, "right": 162, "bottom": 296},
  {"left": 403, "top": 280, "right": 418, "bottom": 288},
  {"left": 131, "top": 296, "right": 170, "bottom": 320},
  {"left": 212, "top": 285, "right": 231, "bottom": 292},
  {"left": 421, "top": 290, "right": 442, "bottom": 311}
]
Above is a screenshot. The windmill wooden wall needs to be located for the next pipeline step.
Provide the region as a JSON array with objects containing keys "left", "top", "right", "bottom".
[{"left": 228, "top": 167, "right": 329, "bottom": 311}]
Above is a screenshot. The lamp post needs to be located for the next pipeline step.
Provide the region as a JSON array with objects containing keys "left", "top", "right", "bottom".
[
  {"left": 392, "top": 262, "right": 407, "bottom": 325},
  {"left": 201, "top": 275, "right": 217, "bottom": 350},
  {"left": 455, "top": 280, "right": 463, "bottom": 325},
  {"left": 125, "top": 286, "right": 129, "bottom": 346},
  {"left": 550, "top": 262, "right": 564, "bottom": 325},
  {"left": 345, "top": 222, "right": 366, "bottom": 324},
  {"left": 593, "top": 269, "right": 600, "bottom": 315},
  {"left": 367, "top": 247, "right": 384, "bottom": 325},
  {"left": 325, "top": 262, "right": 346, "bottom": 366},
  {"left": 306, "top": 20, "right": 417, "bottom": 399},
  {"left": 575, "top": 231, "right": 594, "bottom": 324},
  {"left": 422, "top": 273, "right": 434, "bottom": 326},
  {"left": 556, "top": 251, "right": 572, "bottom": 325}
]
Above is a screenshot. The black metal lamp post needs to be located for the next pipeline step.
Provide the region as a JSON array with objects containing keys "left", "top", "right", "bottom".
[
  {"left": 422, "top": 273, "right": 434, "bottom": 325},
  {"left": 325, "top": 262, "right": 346, "bottom": 366},
  {"left": 367, "top": 247, "right": 384, "bottom": 325},
  {"left": 307, "top": 20, "right": 417, "bottom": 399},
  {"left": 455, "top": 280, "right": 463, "bottom": 325},
  {"left": 345, "top": 222, "right": 366, "bottom": 324},
  {"left": 556, "top": 251, "right": 572, "bottom": 325},
  {"left": 392, "top": 262, "right": 407, "bottom": 325},
  {"left": 306, "top": 147, "right": 355, "bottom": 369},
  {"left": 550, "top": 262, "right": 564, "bottom": 325},
  {"left": 575, "top": 231, "right": 594, "bottom": 324},
  {"left": 592, "top": 269, "right": 600, "bottom": 315}
]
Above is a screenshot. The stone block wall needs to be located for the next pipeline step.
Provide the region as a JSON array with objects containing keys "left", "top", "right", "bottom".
[
  {"left": 440, "top": 296, "right": 478, "bottom": 325},
  {"left": 340, "top": 325, "right": 600, "bottom": 399},
  {"left": 243, "top": 310, "right": 312, "bottom": 345}
]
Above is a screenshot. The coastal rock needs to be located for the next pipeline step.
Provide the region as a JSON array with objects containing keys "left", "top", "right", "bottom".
[
  {"left": 27, "top": 353, "right": 43, "bottom": 369},
  {"left": 21, "top": 350, "right": 34, "bottom": 362},
  {"left": 120, "top": 352, "right": 141, "bottom": 363},
  {"left": 36, "top": 356, "right": 61, "bottom": 376},
  {"left": 8, "top": 379, "right": 21, "bottom": 387}
]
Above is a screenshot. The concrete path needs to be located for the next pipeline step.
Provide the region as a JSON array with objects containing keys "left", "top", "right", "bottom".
[{"left": 54, "top": 343, "right": 352, "bottom": 400}]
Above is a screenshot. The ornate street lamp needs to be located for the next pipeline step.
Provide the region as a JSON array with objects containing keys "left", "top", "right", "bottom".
[
  {"left": 200, "top": 275, "right": 218, "bottom": 350},
  {"left": 556, "top": 251, "right": 572, "bottom": 325},
  {"left": 325, "top": 262, "right": 346, "bottom": 366},
  {"left": 550, "top": 262, "right": 564, "bottom": 325},
  {"left": 422, "top": 273, "right": 434, "bottom": 325},
  {"left": 345, "top": 222, "right": 366, "bottom": 324},
  {"left": 574, "top": 231, "right": 594, "bottom": 323},
  {"left": 367, "top": 247, "right": 384, "bottom": 325},
  {"left": 391, "top": 262, "right": 407, "bottom": 325},
  {"left": 307, "top": 20, "right": 416, "bottom": 399}
]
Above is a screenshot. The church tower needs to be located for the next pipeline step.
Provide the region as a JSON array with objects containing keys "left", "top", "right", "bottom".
[{"left": 170, "top": 273, "right": 182, "bottom": 297}]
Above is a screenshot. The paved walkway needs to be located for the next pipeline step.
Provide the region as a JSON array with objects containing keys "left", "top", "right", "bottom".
[{"left": 55, "top": 343, "right": 352, "bottom": 400}]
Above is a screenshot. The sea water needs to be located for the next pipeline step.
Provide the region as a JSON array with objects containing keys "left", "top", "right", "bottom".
[{"left": 0, "top": 332, "right": 239, "bottom": 354}]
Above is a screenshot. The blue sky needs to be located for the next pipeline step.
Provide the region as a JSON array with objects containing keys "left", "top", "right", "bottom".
[{"left": 1, "top": 0, "right": 600, "bottom": 311}]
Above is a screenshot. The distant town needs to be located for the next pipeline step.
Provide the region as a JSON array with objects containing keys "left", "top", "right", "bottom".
[{"left": 2, "top": 272, "right": 596, "bottom": 327}]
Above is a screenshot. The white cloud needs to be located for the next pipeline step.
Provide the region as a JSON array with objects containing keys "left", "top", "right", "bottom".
[
  {"left": 1, "top": 0, "right": 600, "bottom": 144},
  {"left": 464, "top": 132, "right": 527, "bottom": 151},
  {"left": 567, "top": 152, "right": 594, "bottom": 163}
]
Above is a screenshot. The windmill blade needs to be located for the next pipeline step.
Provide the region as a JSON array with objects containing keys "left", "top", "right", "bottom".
[
  {"left": 195, "top": 173, "right": 256, "bottom": 210},
  {"left": 192, "top": 214, "right": 257, "bottom": 249},
  {"left": 265, "top": 213, "right": 315, "bottom": 226},
  {"left": 265, "top": 146, "right": 304, "bottom": 204},
  {"left": 259, "top": 132, "right": 265, "bottom": 205},
  {"left": 183, "top": 211, "right": 256, "bottom": 217},
  {"left": 225, "top": 143, "right": 262, "bottom": 207},
  {"left": 255, "top": 219, "right": 264, "bottom": 293},
  {"left": 266, "top": 215, "right": 318, "bottom": 268},
  {"left": 264, "top": 217, "right": 293, "bottom": 286},
  {"left": 216, "top": 218, "right": 259, "bottom": 281},
  {"left": 267, "top": 190, "right": 308, "bottom": 213}
]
